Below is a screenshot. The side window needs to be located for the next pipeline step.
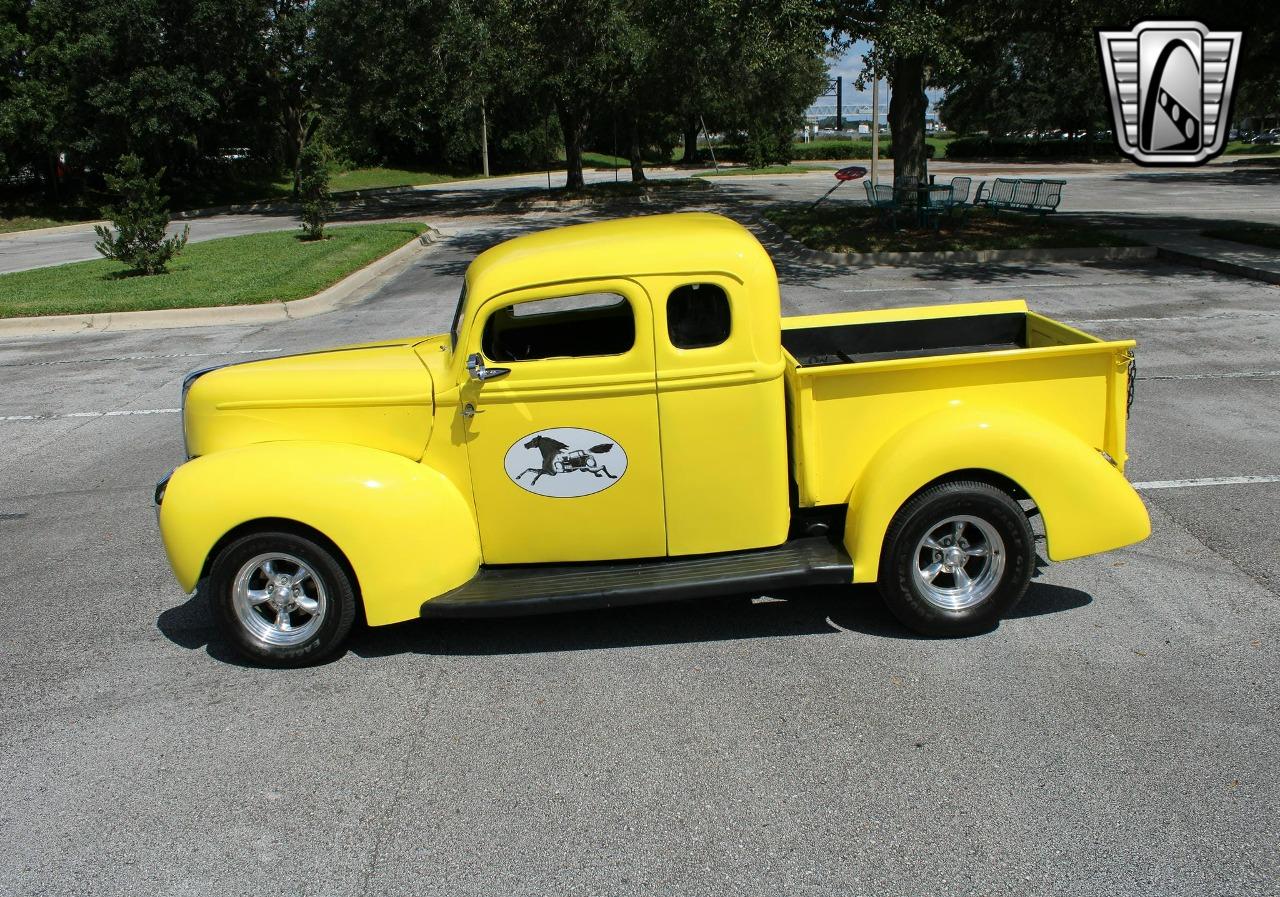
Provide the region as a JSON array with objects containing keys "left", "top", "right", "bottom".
[
  {"left": 667, "top": 283, "right": 731, "bottom": 349},
  {"left": 483, "top": 292, "right": 635, "bottom": 362}
]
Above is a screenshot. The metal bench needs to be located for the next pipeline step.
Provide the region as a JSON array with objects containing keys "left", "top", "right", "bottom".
[{"left": 974, "top": 177, "right": 1065, "bottom": 216}]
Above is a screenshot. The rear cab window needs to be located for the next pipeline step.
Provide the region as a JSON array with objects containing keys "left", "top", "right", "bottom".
[{"left": 667, "top": 283, "right": 731, "bottom": 349}]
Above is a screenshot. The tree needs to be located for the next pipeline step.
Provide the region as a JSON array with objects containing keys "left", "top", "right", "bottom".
[
  {"left": 312, "top": 0, "right": 457, "bottom": 165},
  {"left": 93, "top": 155, "right": 189, "bottom": 274},
  {"left": 937, "top": 0, "right": 1138, "bottom": 142},
  {"left": 8, "top": 0, "right": 266, "bottom": 199},
  {"left": 824, "top": 0, "right": 964, "bottom": 183},
  {"left": 296, "top": 138, "right": 332, "bottom": 240},
  {"left": 263, "top": 0, "right": 318, "bottom": 193},
  {"left": 501, "top": 0, "right": 632, "bottom": 189},
  {"left": 591, "top": 0, "right": 827, "bottom": 180}
]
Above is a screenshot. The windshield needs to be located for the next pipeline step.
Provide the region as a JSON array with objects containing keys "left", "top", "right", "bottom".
[{"left": 449, "top": 283, "right": 467, "bottom": 350}]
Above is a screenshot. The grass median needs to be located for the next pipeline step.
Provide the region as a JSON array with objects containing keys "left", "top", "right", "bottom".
[
  {"left": 765, "top": 205, "right": 1139, "bottom": 254},
  {"left": 0, "top": 221, "right": 429, "bottom": 319}
]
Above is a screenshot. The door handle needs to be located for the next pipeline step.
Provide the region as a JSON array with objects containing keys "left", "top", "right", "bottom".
[
  {"left": 466, "top": 353, "right": 510, "bottom": 382},
  {"left": 461, "top": 402, "right": 483, "bottom": 418}
]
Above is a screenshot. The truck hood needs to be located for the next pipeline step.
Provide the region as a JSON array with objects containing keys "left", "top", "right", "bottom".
[{"left": 183, "top": 340, "right": 435, "bottom": 460}]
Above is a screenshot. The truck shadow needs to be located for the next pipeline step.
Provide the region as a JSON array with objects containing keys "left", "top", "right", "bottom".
[
  {"left": 157, "top": 580, "right": 1092, "bottom": 664},
  {"left": 349, "top": 579, "right": 1093, "bottom": 658}
]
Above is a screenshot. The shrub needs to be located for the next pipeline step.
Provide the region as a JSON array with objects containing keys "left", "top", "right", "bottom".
[
  {"left": 787, "top": 141, "right": 936, "bottom": 161},
  {"left": 92, "top": 155, "right": 189, "bottom": 275},
  {"left": 945, "top": 136, "right": 1119, "bottom": 160},
  {"left": 297, "top": 140, "right": 334, "bottom": 240},
  {"left": 712, "top": 141, "right": 936, "bottom": 163}
]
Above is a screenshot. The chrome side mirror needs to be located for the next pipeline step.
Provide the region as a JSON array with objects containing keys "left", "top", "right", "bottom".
[{"left": 466, "top": 352, "right": 510, "bottom": 382}]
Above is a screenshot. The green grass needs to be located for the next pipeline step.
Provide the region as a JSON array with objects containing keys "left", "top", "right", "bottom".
[
  {"left": 0, "top": 214, "right": 91, "bottom": 234},
  {"left": 0, "top": 197, "right": 102, "bottom": 234},
  {"left": 1202, "top": 225, "right": 1280, "bottom": 250},
  {"left": 765, "top": 205, "right": 1140, "bottom": 254},
  {"left": 925, "top": 136, "right": 953, "bottom": 155},
  {"left": 698, "top": 164, "right": 828, "bottom": 177},
  {"left": 580, "top": 152, "right": 637, "bottom": 169},
  {"left": 566, "top": 151, "right": 677, "bottom": 169},
  {"left": 229, "top": 165, "right": 474, "bottom": 203},
  {"left": 0, "top": 221, "right": 429, "bottom": 318},
  {"left": 1224, "top": 140, "right": 1280, "bottom": 155},
  {"left": 326, "top": 167, "right": 477, "bottom": 192}
]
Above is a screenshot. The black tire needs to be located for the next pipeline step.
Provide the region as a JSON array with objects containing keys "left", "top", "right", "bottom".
[
  {"left": 877, "top": 480, "right": 1034, "bottom": 637},
  {"left": 208, "top": 529, "right": 357, "bottom": 666}
]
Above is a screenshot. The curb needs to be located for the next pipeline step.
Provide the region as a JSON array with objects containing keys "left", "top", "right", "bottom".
[
  {"left": 0, "top": 227, "right": 443, "bottom": 338},
  {"left": 1155, "top": 247, "right": 1280, "bottom": 286}
]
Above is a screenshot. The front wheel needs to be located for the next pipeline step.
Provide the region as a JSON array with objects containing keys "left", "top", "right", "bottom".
[
  {"left": 877, "top": 480, "right": 1034, "bottom": 637},
  {"left": 208, "top": 530, "right": 357, "bottom": 666}
]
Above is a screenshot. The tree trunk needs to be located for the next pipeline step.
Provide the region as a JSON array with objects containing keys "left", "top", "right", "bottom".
[
  {"left": 557, "top": 102, "right": 586, "bottom": 191},
  {"left": 284, "top": 107, "right": 313, "bottom": 198},
  {"left": 888, "top": 55, "right": 928, "bottom": 184},
  {"left": 682, "top": 117, "right": 700, "bottom": 164},
  {"left": 629, "top": 115, "right": 647, "bottom": 183}
]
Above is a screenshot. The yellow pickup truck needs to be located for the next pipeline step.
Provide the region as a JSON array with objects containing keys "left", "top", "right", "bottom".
[{"left": 157, "top": 212, "right": 1150, "bottom": 665}]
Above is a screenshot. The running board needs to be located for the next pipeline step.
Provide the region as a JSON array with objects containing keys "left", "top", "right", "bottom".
[{"left": 420, "top": 537, "right": 853, "bottom": 618}]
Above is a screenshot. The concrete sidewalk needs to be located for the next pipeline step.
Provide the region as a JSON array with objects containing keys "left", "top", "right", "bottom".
[{"left": 1132, "top": 230, "right": 1280, "bottom": 286}]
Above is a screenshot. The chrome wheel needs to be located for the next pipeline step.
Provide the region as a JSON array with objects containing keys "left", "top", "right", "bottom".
[
  {"left": 231, "top": 552, "right": 327, "bottom": 648},
  {"left": 912, "top": 515, "right": 1006, "bottom": 611}
]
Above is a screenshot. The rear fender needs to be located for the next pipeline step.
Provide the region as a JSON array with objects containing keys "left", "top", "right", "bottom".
[
  {"left": 159, "top": 441, "right": 479, "bottom": 626},
  {"left": 844, "top": 405, "right": 1150, "bottom": 582}
]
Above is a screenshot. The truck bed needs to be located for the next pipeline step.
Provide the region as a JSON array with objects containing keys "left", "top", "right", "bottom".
[
  {"left": 783, "top": 311, "right": 1027, "bottom": 366},
  {"left": 781, "top": 300, "right": 1136, "bottom": 508}
]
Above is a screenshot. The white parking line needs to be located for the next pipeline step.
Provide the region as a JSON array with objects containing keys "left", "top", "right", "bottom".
[
  {"left": 1139, "top": 370, "right": 1280, "bottom": 381},
  {"left": 1133, "top": 476, "right": 1280, "bottom": 490},
  {"left": 1072, "top": 312, "right": 1280, "bottom": 324},
  {"left": 0, "top": 408, "right": 179, "bottom": 422}
]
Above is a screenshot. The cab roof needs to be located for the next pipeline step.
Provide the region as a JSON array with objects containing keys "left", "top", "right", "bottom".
[{"left": 463, "top": 212, "right": 776, "bottom": 301}]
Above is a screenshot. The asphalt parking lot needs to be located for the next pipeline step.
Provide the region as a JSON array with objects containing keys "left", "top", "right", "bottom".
[{"left": 1, "top": 187, "right": 1278, "bottom": 895}]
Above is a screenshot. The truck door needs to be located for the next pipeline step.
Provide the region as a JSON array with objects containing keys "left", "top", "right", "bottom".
[{"left": 459, "top": 279, "right": 666, "bottom": 564}]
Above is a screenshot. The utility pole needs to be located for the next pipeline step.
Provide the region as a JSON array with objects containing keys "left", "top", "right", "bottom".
[
  {"left": 870, "top": 66, "right": 880, "bottom": 186},
  {"left": 835, "top": 77, "right": 843, "bottom": 131},
  {"left": 480, "top": 99, "right": 490, "bottom": 177}
]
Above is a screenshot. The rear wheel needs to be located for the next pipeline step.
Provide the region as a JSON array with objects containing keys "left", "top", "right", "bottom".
[
  {"left": 877, "top": 480, "right": 1034, "bottom": 636},
  {"left": 208, "top": 530, "right": 357, "bottom": 666}
]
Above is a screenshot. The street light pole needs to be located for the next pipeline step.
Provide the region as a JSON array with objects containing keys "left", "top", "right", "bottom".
[
  {"left": 870, "top": 66, "right": 880, "bottom": 186},
  {"left": 480, "top": 99, "right": 490, "bottom": 178}
]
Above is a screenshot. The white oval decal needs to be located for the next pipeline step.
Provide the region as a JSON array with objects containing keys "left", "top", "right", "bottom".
[{"left": 504, "top": 427, "right": 628, "bottom": 498}]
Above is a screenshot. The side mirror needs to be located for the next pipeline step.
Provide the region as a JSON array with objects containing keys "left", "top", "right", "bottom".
[{"left": 466, "top": 352, "right": 510, "bottom": 382}]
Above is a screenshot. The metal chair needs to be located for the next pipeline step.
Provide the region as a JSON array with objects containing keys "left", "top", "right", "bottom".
[
  {"left": 864, "top": 180, "right": 899, "bottom": 230},
  {"left": 946, "top": 176, "right": 973, "bottom": 222}
]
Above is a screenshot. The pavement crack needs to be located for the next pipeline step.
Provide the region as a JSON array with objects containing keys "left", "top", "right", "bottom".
[{"left": 358, "top": 667, "right": 446, "bottom": 897}]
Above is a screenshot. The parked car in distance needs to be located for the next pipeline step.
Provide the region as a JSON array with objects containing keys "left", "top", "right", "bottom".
[
  {"left": 1251, "top": 133, "right": 1278, "bottom": 144},
  {"left": 156, "top": 213, "right": 1150, "bottom": 665}
]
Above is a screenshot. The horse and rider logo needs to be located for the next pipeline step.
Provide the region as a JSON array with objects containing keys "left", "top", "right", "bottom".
[{"left": 503, "top": 427, "right": 628, "bottom": 498}]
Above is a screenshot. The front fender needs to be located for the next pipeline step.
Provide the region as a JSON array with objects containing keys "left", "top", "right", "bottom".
[
  {"left": 845, "top": 405, "right": 1150, "bottom": 582},
  {"left": 159, "top": 441, "right": 479, "bottom": 626}
]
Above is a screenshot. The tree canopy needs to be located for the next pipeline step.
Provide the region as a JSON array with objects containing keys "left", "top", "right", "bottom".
[
  {"left": 1, "top": 0, "right": 830, "bottom": 198},
  {"left": 1, "top": 0, "right": 1275, "bottom": 204}
]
